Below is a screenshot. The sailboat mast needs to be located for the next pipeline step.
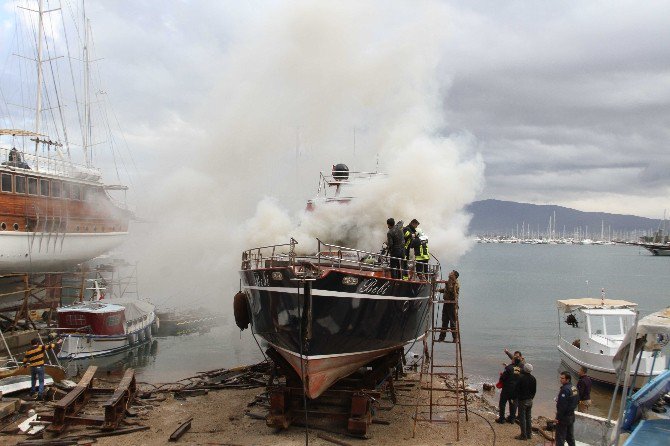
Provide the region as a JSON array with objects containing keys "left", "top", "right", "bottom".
[
  {"left": 82, "top": 2, "right": 91, "bottom": 166},
  {"left": 34, "top": 0, "right": 45, "bottom": 155}
]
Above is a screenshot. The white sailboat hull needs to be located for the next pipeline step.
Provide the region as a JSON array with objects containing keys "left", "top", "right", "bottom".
[{"left": 0, "top": 231, "right": 128, "bottom": 272}]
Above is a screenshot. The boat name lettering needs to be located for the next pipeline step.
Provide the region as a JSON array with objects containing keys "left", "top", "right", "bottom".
[
  {"left": 359, "top": 279, "right": 391, "bottom": 295},
  {"left": 252, "top": 272, "right": 269, "bottom": 287}
]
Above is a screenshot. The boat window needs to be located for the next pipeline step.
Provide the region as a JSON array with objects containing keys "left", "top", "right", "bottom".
[
  {"left": 65, "top": 314, "right": 87, "bottom": 327},
  {"left": 1, "top": 173, "right": 12, "bottom": 192},
  {"left": 39, "top": 179, "right": 49, "bottom": 196},
  {"left": 107, "top": 315, "right": 120, "bottom": 326},
  {"left": 604, "top": 316, "right": 624, "bottom": 336},
  {"left": 51, "top": 181, "right": 61, "bottom": 198},
  {"left": 15, "top": 175, "right": 25, "bottom": 194},
  {"left": 62, "top": 182, "right": 70, "bottom": 199},
  {"left": 27, "top": 177, "right": 38, "bottom": 195},
  {"left": 71, "top": 184, "right": 81, "bottom": 200},
  {"left": 589, "top": 315, "right": 605, "bottom": 335}
]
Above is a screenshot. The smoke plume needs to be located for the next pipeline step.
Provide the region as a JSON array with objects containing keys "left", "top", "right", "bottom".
[{"left": 124, "top": 0, "right": 485, "bottom": 307}]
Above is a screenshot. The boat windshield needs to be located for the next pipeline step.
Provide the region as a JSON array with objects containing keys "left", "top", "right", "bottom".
[{"left": 589, "top": 314, "right": 633, "bottom": 337}]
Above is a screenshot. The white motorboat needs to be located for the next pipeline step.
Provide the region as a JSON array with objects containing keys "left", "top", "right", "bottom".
[
  {"left": 57, "top": 298, "right": 157, "bottom": 359},
  {"left": 557, "top": 297, "right": 667, "bottom": 388}
]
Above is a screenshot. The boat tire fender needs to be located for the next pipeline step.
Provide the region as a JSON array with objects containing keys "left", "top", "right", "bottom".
[{"left": 233, "top": 292, "right": 250, "bottom": 330}]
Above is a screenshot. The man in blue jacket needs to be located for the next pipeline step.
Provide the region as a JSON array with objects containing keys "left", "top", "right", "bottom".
[{"left": 554, "top": 371, "right": 578, "bottom": 446}]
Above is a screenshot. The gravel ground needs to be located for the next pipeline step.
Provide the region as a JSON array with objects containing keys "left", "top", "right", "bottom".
[{"left": 1, "top": 373, "right": 555, "bottom": 446}]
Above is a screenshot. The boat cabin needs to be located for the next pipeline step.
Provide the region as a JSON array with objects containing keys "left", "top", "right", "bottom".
[
  {"left": 580, "top": 308, "right": 635, "bottom": 355},
  {"left": 58, "top": 302, "right": 126, "bottom": 336}
]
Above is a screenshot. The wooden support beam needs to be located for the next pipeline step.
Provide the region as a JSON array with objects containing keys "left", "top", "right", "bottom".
[
  {"left": 102, "top": 368, "right": 135, "bottom": 430},
  {"left": 48, "top": 365, "right": 97, "bottom": 433}
]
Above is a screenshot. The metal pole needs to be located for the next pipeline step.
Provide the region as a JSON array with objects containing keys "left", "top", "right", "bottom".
[
  {"left": 613, "top": 315, "right": 639, "bottom": 446},
  {"left": 34, "top": 0, "right": 44, "bottom": 166}
]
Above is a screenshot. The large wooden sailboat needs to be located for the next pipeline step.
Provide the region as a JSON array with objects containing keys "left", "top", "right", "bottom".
[{"left": 0, "top": 1, "right": 131, "bottom": 273}]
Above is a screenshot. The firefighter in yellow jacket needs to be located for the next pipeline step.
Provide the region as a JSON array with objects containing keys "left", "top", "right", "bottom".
[
  {"left": 414, "top": 230, "right": 430, "bottom": 278},
  {"left": 23, "top": 337, "right": 61, "bottom": 400}
]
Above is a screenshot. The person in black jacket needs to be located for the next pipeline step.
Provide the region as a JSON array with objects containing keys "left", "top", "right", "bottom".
[
  {"left": 401, "top": 219, "right": 419, "bottom": 279},
  {"left": 386, "top": 218, "right": 405, "bottom": 279},
  {"left": 577, "top": 366, "right": 592, "bottom": 413},
  {"left": 496, "top": 357, "right": 522, "bottom": 423},
  {"left": 515, "top": 363, "right": 537, "bottom": 440},
  {"left": 554, "top": 371, "right": 578, "bottom": 446}
]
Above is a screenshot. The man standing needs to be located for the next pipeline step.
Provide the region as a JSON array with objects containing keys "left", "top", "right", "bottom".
[
  {"left": 497, "top": 356, "right": 522, "bottom": 423},
  {"left": 437, "top": 270, "right": 459, "bottom": 342},
  {"left": 414, "top": 231, "right": 430, "bottom": 277},
  {"left": 555, "top": 371, "right": 578, "bottom": 446},
  {"left": 577, "top": 366, "right": 592, "bottom": 413},
  {"left": 505, "top": 349, "right": 526, "bottom": 366},
  {"left": 515, "top": 363, "right": 537, "bottom": 440},
  {"left": 386, "top": 218, "right": 404, "bottom": 279},
  {"left": 23, "top": 337, "right": 61, "bottom": 400},
  {"left": 402, "top": 219, "right": 420, "bottom": 279}
]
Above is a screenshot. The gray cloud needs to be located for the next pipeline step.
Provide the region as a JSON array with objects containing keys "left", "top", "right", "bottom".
[{"left": 437, "top": 0, "right": 670, "bottom": 217}]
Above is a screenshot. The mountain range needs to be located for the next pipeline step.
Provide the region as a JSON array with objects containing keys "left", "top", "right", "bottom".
[{"left": 467, "top": 199, "right": 665, "bottom": 238}]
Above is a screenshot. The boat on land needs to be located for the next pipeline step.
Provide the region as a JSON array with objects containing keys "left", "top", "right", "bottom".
[
  {"left": 57, "top": 298, "right": 157, "bottom": 359},
  {"left": 557, "top": 298, "right": 667, "bottom": 388},
  {"left": 238, "top": 238, "right": 434, "bottom": 399},
  {"left": 305, "top": 163, "right": 387, "bottom": 211},
  {"left": 237, "top": 164, "right": 436, "bottom": 399},
  {"left": 0, "top": 0, "right": 131, "bottom": 273}
]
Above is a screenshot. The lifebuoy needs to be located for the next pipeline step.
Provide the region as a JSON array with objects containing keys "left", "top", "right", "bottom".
[{"left": 233, "top": 292, "right": 250, "bottom": 330}]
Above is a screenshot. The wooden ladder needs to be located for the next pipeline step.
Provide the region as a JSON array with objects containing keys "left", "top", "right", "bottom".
[{"left": 412, "top": 279, "right": 469, "bottom": 441}]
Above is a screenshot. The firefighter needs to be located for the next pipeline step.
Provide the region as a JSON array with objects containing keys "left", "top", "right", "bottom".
[
  {"left": 402, "top": 219, "right": 420, "bottom": 279},
  {"left": 414, "top": 231, "right": 430, "bottom": 277}
]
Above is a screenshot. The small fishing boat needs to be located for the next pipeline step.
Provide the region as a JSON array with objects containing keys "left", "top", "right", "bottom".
[
  {"left": 154, "top": 309, "right": 223, "bottom": 336},
  {"left": 57, "top": 298, "right": 157, "bottom": 359},
  {"left": 573, "top": 306, "right": 670, "bottom": 446},
  {"left": 556, "top": 297, "right": 667, "bottom": 388}
]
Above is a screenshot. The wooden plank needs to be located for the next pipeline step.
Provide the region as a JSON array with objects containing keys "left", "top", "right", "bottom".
[{"left": 168, "top": 417, "right": 193, "bottom": 442}]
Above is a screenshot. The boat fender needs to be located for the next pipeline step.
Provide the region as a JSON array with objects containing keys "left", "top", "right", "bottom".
[
  {"left": 233, "top": 292, "right": 250, "bottom": 330},
  {"left": 128, "top": 332, "right": 137, "bottom": 344},
  {"left": 151, "top": 317, "right": 159, "bottom": 335}
]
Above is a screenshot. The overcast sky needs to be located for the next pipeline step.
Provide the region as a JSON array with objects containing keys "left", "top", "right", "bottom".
[
  {"left": 1, "top": 0, "right": 669, "bottom": 303},
  {"left": 2, "top": 0, "right": 668, "bottom": 219}
]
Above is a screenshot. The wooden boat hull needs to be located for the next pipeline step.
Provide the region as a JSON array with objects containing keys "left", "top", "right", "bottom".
[{"left": 241, "top": 267, "right": 430, "bottom": 398}]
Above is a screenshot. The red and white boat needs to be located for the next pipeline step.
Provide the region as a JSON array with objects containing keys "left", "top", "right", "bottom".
[{"left": 57, "top": 298, "right": 157, "bottom": 359}]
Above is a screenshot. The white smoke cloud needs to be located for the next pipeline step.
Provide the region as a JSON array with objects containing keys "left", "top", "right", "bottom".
[{"left": 121, "top": 0, "right": 485, "bottom": 307}]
